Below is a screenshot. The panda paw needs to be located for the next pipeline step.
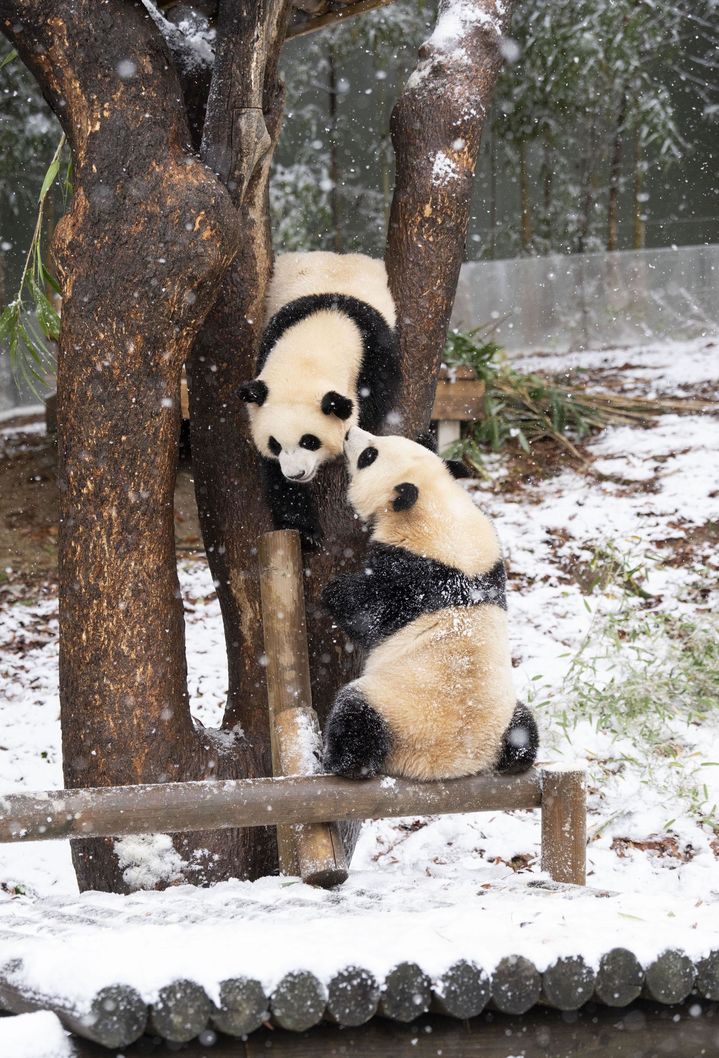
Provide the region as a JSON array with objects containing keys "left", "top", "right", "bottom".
[
  {"left": 496, "top": 702, "right": 539, "bottom": 774},
  {"left": 323, "top": 686, "right": 391, "bottom": 780}
]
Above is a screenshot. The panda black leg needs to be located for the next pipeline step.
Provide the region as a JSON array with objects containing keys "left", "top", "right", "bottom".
[
  {"left": 261, "top": 457, "right": 321, "bottom": 549},
  {"left": 323, "top": 685, "right": 391, "bottom": 780},
  {"left": 496, "top": 702, "right": 539, "bottom": 774}
]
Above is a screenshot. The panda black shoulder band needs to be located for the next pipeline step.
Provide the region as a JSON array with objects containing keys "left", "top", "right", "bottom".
[{"left": 257, "top": 293, "right": 395, "bottom": 373}]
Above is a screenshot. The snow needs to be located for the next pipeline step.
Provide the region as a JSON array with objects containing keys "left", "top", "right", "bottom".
[
  {"left": 0, "top": 338, "right": 718, "bottom": 1016},
  {"left": 0, "top": 1012, "right": 72, "bottom": 1058}
]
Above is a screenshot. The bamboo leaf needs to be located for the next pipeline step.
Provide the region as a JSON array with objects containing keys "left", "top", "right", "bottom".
[
  {"left": 39, "top": 156, "right": 61, "bottom": 203},
  {"left": 0, "top": 48, "right": 17, "bottom": 71}
]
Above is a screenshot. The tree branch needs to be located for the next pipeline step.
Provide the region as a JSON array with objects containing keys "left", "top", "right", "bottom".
[{"left": 385, "top": 0, "right": 514, "bottom": 436}]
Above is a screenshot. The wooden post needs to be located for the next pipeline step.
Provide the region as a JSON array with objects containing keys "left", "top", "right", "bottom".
[
  {"left": 540, "top": 765, "right": 587, "bottom": 885},
  {"left": 259, "top": 529, "right": 348, "bottom": 888}
]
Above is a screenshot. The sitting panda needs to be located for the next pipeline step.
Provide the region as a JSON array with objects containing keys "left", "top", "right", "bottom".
[
  {"left": 239, "top": 251, "right": 400, "bottom": 545},
  {"left": 322, "top": 426, "right": 538, "bottom": 781}
]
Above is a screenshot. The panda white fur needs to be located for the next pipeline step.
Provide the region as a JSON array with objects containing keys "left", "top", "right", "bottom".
[
  {"left": 239, "top": 252, "right": 400, "bottom": 544},
  {"left": 322, "top": 427, "right": 539, "bottom": 781}
]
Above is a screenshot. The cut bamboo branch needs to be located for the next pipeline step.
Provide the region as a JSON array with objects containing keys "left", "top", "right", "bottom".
[
  {"left": 259, "top": 529, "right": 348, "bottom": 888},
  {"left": 0, "top": 771, "right": 543, "bottom": 843}
]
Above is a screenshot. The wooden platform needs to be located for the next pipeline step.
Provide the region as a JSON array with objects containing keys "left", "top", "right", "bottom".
[{"left": 0, "top": 880, "right": 716, "bottom": 1047}]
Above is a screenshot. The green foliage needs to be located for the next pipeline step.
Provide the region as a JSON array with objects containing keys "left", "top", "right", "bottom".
[
  {"left": 0, "top": 135, "right": 65, "bottom": 394},
  {"left": 557, "top": 568, "right": 719, "bottom": 826},
  {"left": 442, "top": 329, "right": 610, "bottom": 467}
]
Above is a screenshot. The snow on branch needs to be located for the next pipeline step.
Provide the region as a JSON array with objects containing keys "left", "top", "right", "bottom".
[{"left": 141, "top": 0, "right": 215, "bottom": 76}]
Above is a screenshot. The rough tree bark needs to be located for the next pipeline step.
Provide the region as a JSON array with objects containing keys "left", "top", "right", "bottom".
[
  {"left": 385, "top": 0, "right": 514, "bottom": 436},
  {"left": 186, "top": 0, "right": 293, "bottom": 879},
  {"left": 0, "top": 0, "right": 240, "bottom": 891}
]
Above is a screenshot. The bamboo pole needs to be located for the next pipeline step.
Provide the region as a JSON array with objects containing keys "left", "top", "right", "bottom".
[
  {"left": 258, "top": 529, "right": 348, "bottom": 888},
  {"left": 0, "top": 771, "right": 543, "bottom": 843}
]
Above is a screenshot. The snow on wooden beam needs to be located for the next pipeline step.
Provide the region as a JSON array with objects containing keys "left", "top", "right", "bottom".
[{"left": 287, "top": 0, "right": 397, "bottom": 39}]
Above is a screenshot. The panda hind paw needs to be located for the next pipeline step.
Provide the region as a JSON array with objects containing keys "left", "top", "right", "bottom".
[
  {"left": 323, "top": 688, "right": 391, "bottom": 781},
  {"left": 496, "top": 702, "right": 539, "bottom": 775}
]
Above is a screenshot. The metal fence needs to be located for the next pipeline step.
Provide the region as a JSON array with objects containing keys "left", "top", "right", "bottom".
[
  {"left": 451, "top": 243, "right": 719, "bottom": 353},
  {"left": 2, "top": 244, "right": 717, "bottom": 410}
]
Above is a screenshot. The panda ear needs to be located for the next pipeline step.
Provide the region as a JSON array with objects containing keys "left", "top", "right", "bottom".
[
  {"left": 321, "top": 391, "right": 354, "bottom": 420},
  {"left": 445, "top": 459, "right": 472, "bottom": 480},
  {"left": 415, "top": 430, "right": 437, "bottom": 454},
  {"left": 238, "top": 379, "right": 268, "bottom": 406},
  {"left": 392, "top": 482, "right": 419, "bottom": 512}
]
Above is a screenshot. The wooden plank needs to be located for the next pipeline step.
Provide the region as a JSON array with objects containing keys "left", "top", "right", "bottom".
[
  {"left": 259, "top": 530, "right": 348, "bottom": 888},
  {"left": 287, "top": 0, "right": 396, "bottom": 38},
  {"left": 540, "top": 765, "right": 587, "bottom": 885},
  {"left": 431, "top": 378, "right": 486, "bottom": 420},
  {"left": 541, "top": 955, "right": 596, "bottom": 1010},
  {"left": 0, "top": 771, "right": 543, "bottom": 843}
]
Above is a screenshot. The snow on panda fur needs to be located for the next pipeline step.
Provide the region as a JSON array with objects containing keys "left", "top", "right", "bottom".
[
  {"left": 238, "top": 252, "right": 400, "bottom": 544},
  {"left": 322, "top": 427, "right": 539, "bottom": 781}
]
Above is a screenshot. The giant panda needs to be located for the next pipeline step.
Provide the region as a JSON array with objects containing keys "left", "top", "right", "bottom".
[
  {"left": 238, "top": 252, "right": 400, "bottom": 544},
  {"left": 322, "top": 426, "right": 538, "bottom": 781}
]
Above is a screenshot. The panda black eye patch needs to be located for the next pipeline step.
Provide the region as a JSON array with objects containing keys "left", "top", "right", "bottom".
[
  {"left": 357, "top": 446, "right": 378, "bottom": 470},
  {"left": 268, "top": 436, "right": 282, "bottom": 456},
  {"left": 299, "top": 434, "right": 321, "bottom": 451}
]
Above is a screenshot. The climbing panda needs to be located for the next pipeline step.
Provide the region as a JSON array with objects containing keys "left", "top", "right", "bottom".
[
  {"left": 322, "top": 426, "right": 538, "bottom": 781},
  {"left": 238, "top": 252, "right": 400, "bottom": 544}
]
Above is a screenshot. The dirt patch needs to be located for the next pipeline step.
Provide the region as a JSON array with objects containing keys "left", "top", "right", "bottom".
[
  {"left": 611, "top": 836, "right": 696, "bottom": 862},
  {"left": 0, "top": 417, "right": 204, "bottom": 582}
]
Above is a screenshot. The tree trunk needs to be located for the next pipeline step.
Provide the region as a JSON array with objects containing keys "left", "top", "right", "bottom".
[
  {"left": 385, "top": 0, "right": 513, "bottom": 435},
  {"left": 607, "top": 91, "right": 627, "bottom": 252},
  {"left": 1, "top": 0, "right": 241, "bottom": 891},
  {"left": 633, "top": 133, "right": 646, "bottom": 250},
  {"left": 576, "top": 120, "right": 598, "bottom": 255},
  {"left": 184, "top": 0, "right": 293, "bottom": 882},
  {"left": 541, "top": 124, "right": 553, "bottom": 251},
  {"left": 327, "top": 44, "right": 343, "bottom": 252},
  {"left": 518, "top": 139, "right": 532, "bottom": 253}
]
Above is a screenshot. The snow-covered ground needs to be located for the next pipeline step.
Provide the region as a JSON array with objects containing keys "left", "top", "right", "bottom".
[{"left": 0, "top": 338, "right": 718, "bottom": 1027}]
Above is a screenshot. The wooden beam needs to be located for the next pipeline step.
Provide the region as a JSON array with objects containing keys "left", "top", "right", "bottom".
[
  {"left": 0, "top": 771, "right": 542, "bottom": 843},
  {"left": 540, "top": 766, "right": 587, "bottom": 886},
  {"left": 287, "top": 0, "right": 396, "bottom": 39}
]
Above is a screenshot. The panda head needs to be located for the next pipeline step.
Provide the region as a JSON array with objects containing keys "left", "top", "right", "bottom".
[
  {"left": 239, "top": 379, "right": 355, "bottom": 483},
  {"left": 343, "top": 426, "right": 461, "bottom": 531}
]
